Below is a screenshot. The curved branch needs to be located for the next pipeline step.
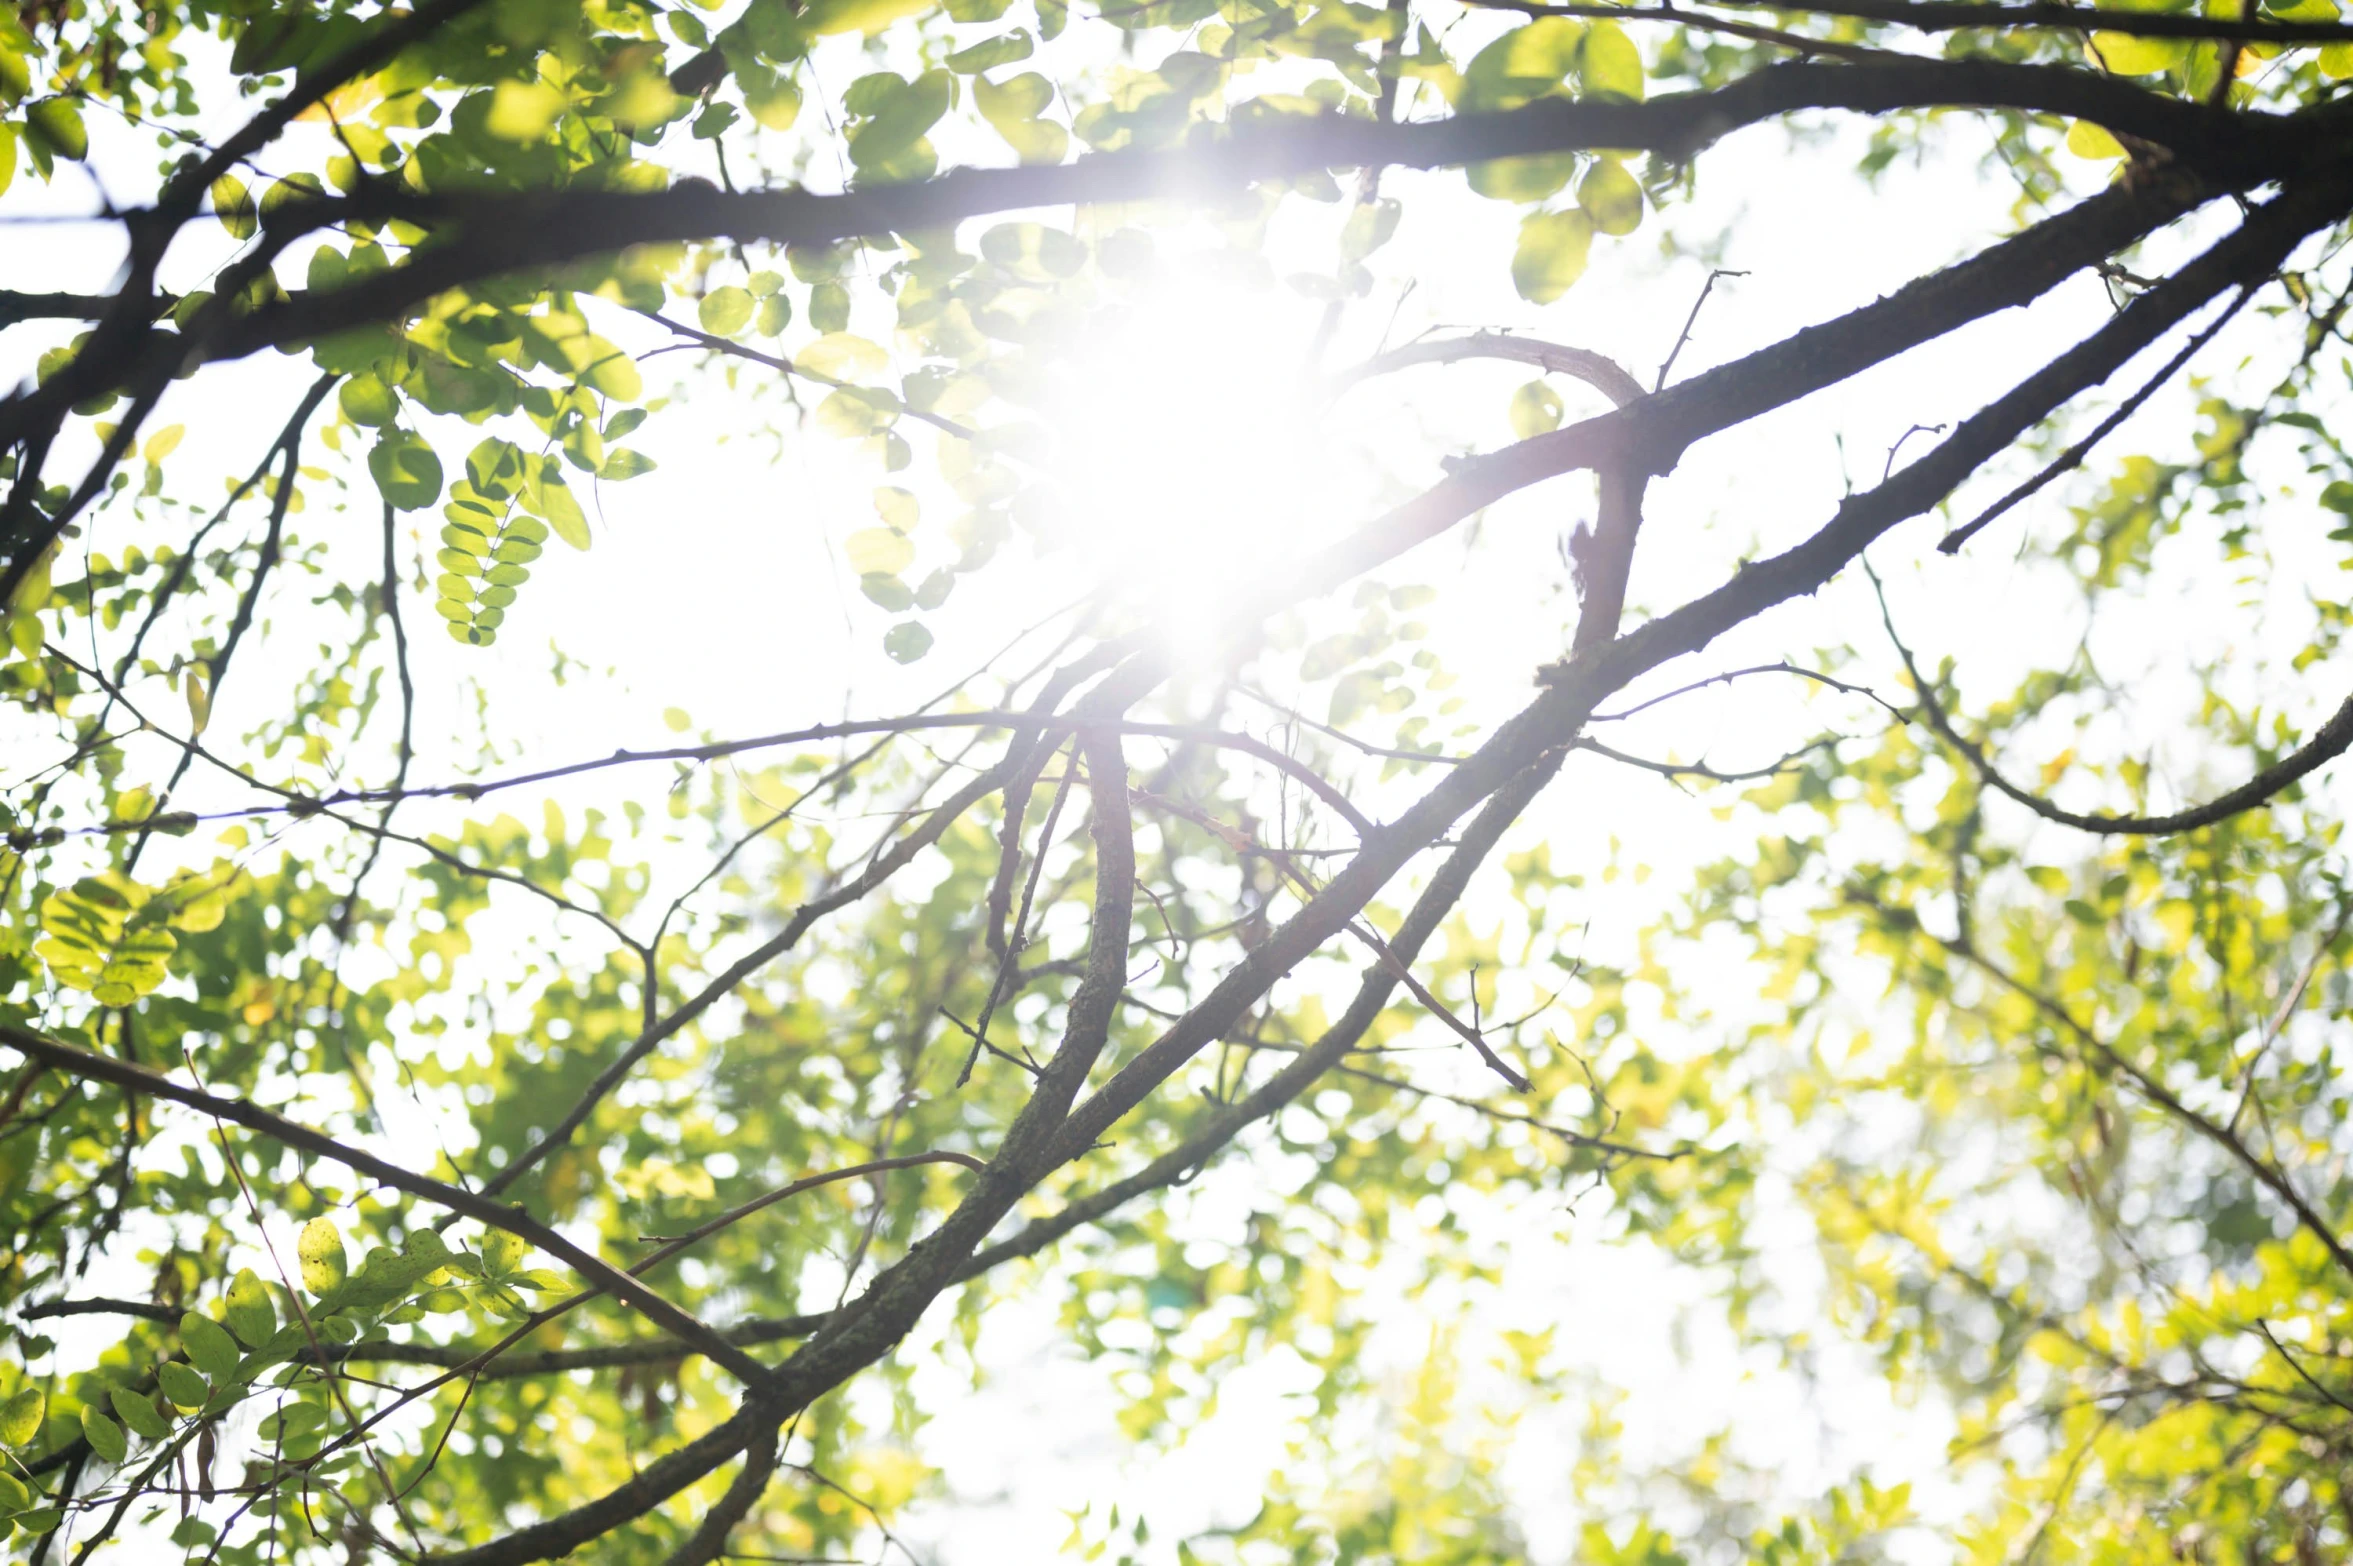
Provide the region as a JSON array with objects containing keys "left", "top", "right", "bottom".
[
  {"left": 963, "top": 750, "right": 1570, "bottom": 1276},
  {"left": 1579, "top": 733, "right": 1841, "bottom": 783},
  {"left": 1862, "top": 897, "right": 2353, "bottom": 1281},
  {"left": 0, "top": 1024, "right": 772, "bottom": 1387},
  {"left": 1901, "top": 648, "right": 2353, "bottom": 836},
  {"left": 1333, "top": 332, "right": 1648, "bottom": 408}
]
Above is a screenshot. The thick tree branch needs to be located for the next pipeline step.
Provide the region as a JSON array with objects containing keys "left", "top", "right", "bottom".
[
  {"left": 0, "top": 292, "right": 118, "bottom": 329},
  {"left": 0, "top": 59, "right": 2281, "bottom": 505},
  {"left": 1722, "top": 0, "right": 2353, "bottom": 44},
  {"left": 1938, "top": 285, "right": 2254, "bottom": 552},
  {"left": 1050, "top": 169, "right": 2346, "bottom": 1189},
  {"left": 956, "top": 750, "right": 1572, "bottom": 1279}
]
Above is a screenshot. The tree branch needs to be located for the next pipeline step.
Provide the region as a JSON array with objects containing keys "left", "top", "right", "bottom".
[
  {"left": 1720, "top": 0, "right": 2353, "bottom": 44},
  {"left": 0, "top": 1024, "right": 772, "bottom": 1387},
  {"left": 1332, "top": 331, "right": 1648, "bottom": 407},
  {"left": 0, "top": 59, "right": 2278, "bottom": 491},
  {"left": 1884, "top": 585, "right": 2353, "bottom": 835}
]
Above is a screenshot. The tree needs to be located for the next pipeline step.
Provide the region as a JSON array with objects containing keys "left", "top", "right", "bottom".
[{"left": 0, "top": 0, "right": 2351, "bottom": 1558}]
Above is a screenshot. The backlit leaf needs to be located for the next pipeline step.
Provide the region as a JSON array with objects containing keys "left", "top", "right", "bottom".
[
  {"left": 1512, "top": 209, "right": 1594, "bottom": 304},
  {"left": 298, "top": 1218, "right": 348, "bottom": 1295}
]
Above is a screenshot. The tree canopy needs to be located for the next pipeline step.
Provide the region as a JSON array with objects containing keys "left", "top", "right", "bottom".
[{"left": 2, "top": 0, "right": 2352, "bottom": 1559}]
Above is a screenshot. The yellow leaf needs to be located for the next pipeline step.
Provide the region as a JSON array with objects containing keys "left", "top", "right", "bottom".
[
  {"left": 802, "top": 0, "right": 936, "bottom": 36},
  {"left": 1508, "top": 380, "right": 1563, "bottom": 439},
  {"left": 485, "top": 81, "right": 566, "bottom": 142},
  {"left": 184, "top": 665, "right": 211, "bottom": 737},
  {"left": 2066, "top": 119, "right": 2125, "bottom": 160},
  {"left": 296, "top": 78, "right": 383, "bottom": 124},
  {"left": 845, "top": 527, "right": 915, "bottom": 576},
  {"left": 2089, "top": 31, "right": 2185, "bottom": 75},
  {"left": 799, "top": 333, "right": 889, "bottom": 381},
  {"left": 142, "top": 424, "right": 184, "bottom": 463},
  {"left": 1512, "top": 209, "right": 1594, "bottom": 304}
]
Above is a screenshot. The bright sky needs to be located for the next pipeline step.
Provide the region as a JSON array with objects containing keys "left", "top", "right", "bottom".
[{"left": 1, "top": 35, "right": 2323, "bottom": 1560}]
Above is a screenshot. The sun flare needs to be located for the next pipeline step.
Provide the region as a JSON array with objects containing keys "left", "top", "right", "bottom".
[{"left": 1040, "top": 280, "right": 1341, "bottom": 651}]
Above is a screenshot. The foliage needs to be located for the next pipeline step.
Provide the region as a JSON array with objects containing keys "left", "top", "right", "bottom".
[{"left": 0, "top": 0, "right": 2351, "bottom": 1561}]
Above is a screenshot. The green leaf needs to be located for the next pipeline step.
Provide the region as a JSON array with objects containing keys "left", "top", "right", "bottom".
[
  {"left": 369, "top": 430, "right": 444, "bottom": 511},
  {"left": 861, "top": 572, "right": 915, "bottom": 611},
  {"left": 109, "top": 1389, "right": 170, "bottom": 1444},
  {"left": 740, "top": 63, "right": 803, "bottom": 129},
  {"left": 23, "top": 98, "right": 87, "bottom": 162},
  {"left": 583, "top": 342, "right": 643, "bottom": 401},
  {"left": 815, "top": 386, "right": 901, "bottom": 438},
  {"left": 1576, "top": 20, "right": 1644, "bottom": 101},
  {"left": 480, "top": 1228, "right": 526, "bottom": 1280},
  {"left": 298, "top": 1218, "right": 348, "bottom": 1295},
  {"left": 225, "top": 1269, "right": 277, "bottom": 1349},
  {"left": 884, "top": 621, "right": 934, "bottom": 662},
  {"left": 1576, "top": 158, "right": 1643, "bottom": 236},
  {"left": 80, "top": 1408, "right": 125, "bottom": 1466},
  {"left": 948, "top": 30, "right": 1034, "bottom": 72},
  {"left": 312, "top": 1229, "right": 454, "bottom": 1316},
  {"left": 2090, "top": 31, "right": 2186, "bottom": 74},
  {"left": 2066, "top": 119, "right": 2125, "bottom": 160},
  {"left": 180, "top": 1314, "right": 240, "bottom": 1382},
  {"left": 847, "top": 69, "right": 951, "bottom": 169},
  {"left": 811, "top": 281, "right": 852, "bottom": 333},
  {"left": 1466, "top": 152, "right": 1576, "bottom": 204},
  {"left": 804, "top": 0, "right": 936, "bottom": 32},
  {"left": 698, "top": 286, "right": 755, "bottom": 336},
  {"left": 259, "top": 171, "right": 324, "bottom": 216},
  {"left": 0, "top": 1470, "right": 28, "bottom": 1513},
  {"left": 522, "top": 457, "right": 591, "bottom": 550},
  {"left": 155, "top": 1362, "right": 209, "bottom": 1412},
  {"left": 1512, "top": 209, "right": 1595, "bottom": 304},
  {"left": 36, "top": 875, "right": 176, "bottom": 1006},
  {"left": 485, "top": 79, "right": 566, "bottom": 141},
  {"left": 1509, "top": 381, "right": 1564, "bottom": 439},
  {"left": 1461, "top": 19, "right": 1584, "bottom": 113},
  {"left": 0, "top": 1388, "right": 43, "bottom": 1447},
  {"left": 339, "top": 374, "right": 399, "bottom": 428}
]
